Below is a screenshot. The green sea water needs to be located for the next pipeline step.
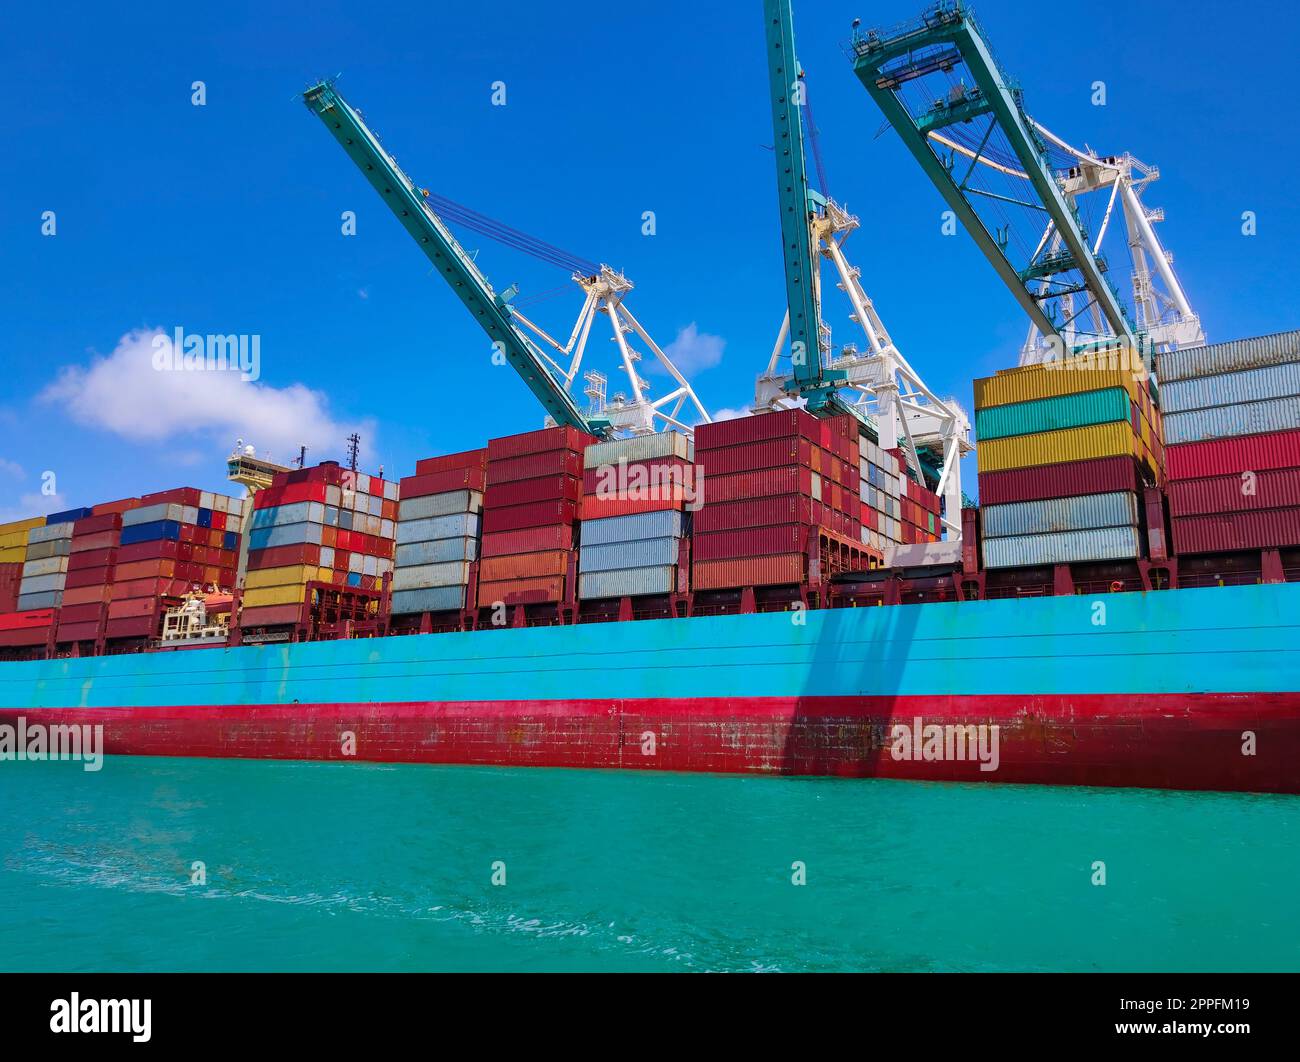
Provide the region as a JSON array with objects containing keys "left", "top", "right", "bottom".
[{"left": 1, "top": 756, "right": 1297, "bottom": 972}]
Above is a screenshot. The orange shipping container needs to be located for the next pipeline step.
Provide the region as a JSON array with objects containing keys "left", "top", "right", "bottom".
[
  {"left": 477, "top": 576, "right": 565, "bottom": 604},
  {"left": 61, "top": 584, "right": 115, "bottom": 606},
  {"left": 115, "top": 559, "right": 175, "bottom": 581},
  {"left": 107, "top": 598, "right": 160, "bottom": 620},
  {"left": 479, "top": 549, "right": 570, "bottom": 581},
  {"left": 692, "top": 553, "right": 806, "bottom": 590}
]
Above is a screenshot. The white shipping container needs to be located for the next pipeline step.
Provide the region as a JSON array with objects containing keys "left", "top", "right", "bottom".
[
  {"left": 1159, "top": 360, "right": 1300, "bottom": 414},
  {"left": 1156, "top": 329, "right": 1300, "bottom": 383},
  {"left": 580, "top": 536, "right": 680, "bottom": 574},
  {"left": 393, "top": 561, "right": 474, "bottom": 591},
  {"left": 580, "top": 510, "right": 684, "bottom": 546},
  {"left": 1163, "top": 396, "right": 1300, "bottom": 445},
  {"left": 395, "top": 512, "right": 481, "bottom": 545},
  {"left": 578, "top": 565, "right": 677, "bottom": 600},
  {"left": 397, "top": 490, "right": 482, "bottom": 522},
  {"left": 28, "top": 521, "right": 75, "bottom": 543},
  {"left": 982, "top": 525, "right": 1142, "bottom": 569},
  {"left": 980, "top": 491, "right": 1139, "bottom": 539},
  {"left": 395, "top": 537, "right": 478, "bottom": 567},
  {"left": 391, "top": 585, "right": 465, "bottom": 614},
  {"left": 583, "top": 431, "right": 692, "bottom": 469}
]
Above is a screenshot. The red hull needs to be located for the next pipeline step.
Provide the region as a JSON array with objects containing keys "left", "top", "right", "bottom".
[{"left": 4, "top": 693, "right": 1298, "bottom": 793}]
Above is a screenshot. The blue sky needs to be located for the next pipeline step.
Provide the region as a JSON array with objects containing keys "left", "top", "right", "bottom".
[{"left": 1, "top": 0, "right": 1295, "bottom": 520}]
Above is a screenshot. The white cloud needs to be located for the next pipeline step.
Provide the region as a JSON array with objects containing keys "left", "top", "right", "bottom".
[
  {"left": 40, "top": 329, "right": 376, "bottom": 467},
  {"left": 0, "top": 458, "right": 23, "bottom": 480},
  {"left": 710, "top": 407, "right": 753, "bottom": 422},
  {"left": 657, "top": 323, "right": 725, "bottom": 376}
]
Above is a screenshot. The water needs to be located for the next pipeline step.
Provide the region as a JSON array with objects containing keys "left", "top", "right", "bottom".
[{"left": 1, "top": 757, "right": 1297, "bottom": 972}]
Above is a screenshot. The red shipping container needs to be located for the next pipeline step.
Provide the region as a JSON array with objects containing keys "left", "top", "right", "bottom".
[
  {"left": 104, "top": 616, "right": 157, "bottom": 639},
  {"left": 1165, "top": 429, "right": 1300, "bottom": 481},
  {"left": 481, "top": 499, "right": 577, "bottom": 534},
  {"left": 486, "top": 427, "right": 595, "bottom": 463},
  {"left": 92, "top": 497, "right": 142, "bottom": 516},
  {"left": 64, "top": 567, "right": 112, "bottom": 589},
  {"left": 0, "top": 609, "right": 56, "bottom": 631},
  {"left": 68, "top": 547, "right": 117, "bottom": 570},
  {"left": 239, "top": 603, "right": 304, "bottom": 627},
  {"left": 55, "top": 621, "right": 102, "bottom": 643},
  {"left": 692, "top": 554, "right": 806, "bottom": 590},
  {"left": 693, "top": 523, "right": 808, "bottom": 561},
  {"left": 281, "top": 462, "right": 345, "bottom": 488},
  {"left": 117, "top": 540, "right": 180, "bottom": 564},
  {"left": 579, "top": 494, "right": 686, "bottom": 521},
  {"left": 139, "top": 486, "right": 202, "bottom": 507},
  {"left": 481, "top": 526, "right": 574, "bottom": 558},
  {"left": 401, "top": 466, "right": 487, "bottom": 499},
  {"left": 58, "top": 602, "right": 108, "bottom": 624},
  {"left": 69, "top": 530, "right": 119, "bottom": 554},
  {"left": 247, "top": 544, "right": 323, "bottom": 569},
  {"left": 0, "top": 564, "right": 21, "bottom": 613},
  {"left": 487, "top": 449, "right": 584, "bottom": 485},
  {"left": 695, "top": 495, "right": 828, "bottom": 533},
  {"left": 582, "top": 457, "right": 695, "bottom": 496},
  {"left": 1168, "top": 466, "right": 1300, "bottom": 518},
  {"left": 72, "top": 513, "right": 123, "bottom": 536},
  {"left": 701, "top": 467, "right": 824, "bottom": 505},
  {"left": 210, "top": 512, "right": 226, "bottom": 532},
  {"left": 0, "top": 627, "right": 54, "bottom": 647},
  {"left": 697, "top": 438, "right": 820, "bottom": 478},
  {"left": 479, "top": 549, "right": 570, "bottom": 581},
  {"left": 977, "top": 456, "right": 1142, "bottom": 506},
  {"left": 107, "top": 598, "right": 162, "bottom": 620},
  {"left": 485, "top": 474, "right": 581, "bottom": 508},
  {"left": 254, "top": 482, "right": 328, "bottom": 509},
  {"left": 1172, "top": 507, "right": 1300, "bottom": 555},
  {"left": 62, "top": 585, "right": 113, "bottom": 607},
  {"left": 477, "top": 575, "right": 565, "bottom": 605},
  {"left": 695, "top": 408, "right": 822, "bottom": 452},
  {"left": 414, "top": 448, "right": 488, "bottom": 476}
]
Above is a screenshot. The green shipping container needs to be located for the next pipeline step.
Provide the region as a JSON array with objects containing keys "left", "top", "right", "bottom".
[{"left": 975, "top": 387, "right": 1131, "bottom": 441}]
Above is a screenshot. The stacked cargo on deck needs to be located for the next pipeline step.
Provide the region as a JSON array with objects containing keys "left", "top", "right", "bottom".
[
  {"left": 56, "top": 502, "right": 139, "bottom": 645},
  {"left": 478, "top": 427, "right": 594, "bottom": 610},
  {"left": 18, "top": 509, "right": 90, "bottom": 610},
  {"left": 973, "top": 354, "right": 1163, "bottom": 569},
  {"left": 1158, "top": 330, "right": 1300, "bottom": 555},
  {"left": 692, "top": 409, "right": 862, "bottom": 591},
  {"left": 0, "top": 517, "right": 44, "bottom": 613},
  {"left": 109, "top": 489, "right": 243, "bottom": 641},
  {"left": 242, "top": 462, "right": 395, "bottom": 629},
  {"left": 392, "top": 450, "right": 485, "bottom": 618},
  {"left": 857, "top": 440, "right": 943, "bottom": 552},
  {"left": 577, "top": 433, "right": 693, "bottom": 600}
]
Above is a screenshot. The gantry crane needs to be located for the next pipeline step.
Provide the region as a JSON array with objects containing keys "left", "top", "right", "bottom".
[
  {"left": 760, "top": 0, "right": 972, "bottom": 532},
  {"left": 847, "top": 1, "right": 1202, "bottom": 365},
  {"left": 303, "top": 81, "right": 710, "bottom": 437}
]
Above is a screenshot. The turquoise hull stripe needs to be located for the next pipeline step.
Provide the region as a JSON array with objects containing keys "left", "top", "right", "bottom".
[{"left": 1, "top": 583, "right": 1297, "bottom": 710}]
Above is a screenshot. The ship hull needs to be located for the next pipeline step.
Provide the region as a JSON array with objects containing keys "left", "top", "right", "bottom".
[{"left": 2, "top": 582, "right": 1298, "bottom": 793}]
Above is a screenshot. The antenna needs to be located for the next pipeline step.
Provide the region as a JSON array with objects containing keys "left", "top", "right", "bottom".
[
  {"left": 346, "top": 433, "right": 361, "bottom": 473},
  {"left": 296, "top": 445, "right": 307, "bottom": 469}
]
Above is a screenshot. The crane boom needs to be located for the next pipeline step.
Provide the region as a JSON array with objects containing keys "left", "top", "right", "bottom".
[{"left": 302, "top": 80, "right": 600, "bottom": 434}]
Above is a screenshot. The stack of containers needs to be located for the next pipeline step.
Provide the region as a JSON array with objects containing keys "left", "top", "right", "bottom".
[
  {"left": 18, "top": 508, "right": 92, "bottom": 610},
  {"left": 108, "top": 488, "right": 243, "bottom": 640},
  {"left": 859, "top": 439, "right": 902, "bottom": 552},
  {"left": 0, "top": 517, "right": 45, "bottom": 613},
  {"left": 1158, "top": 330, "right": 1300, "bottom": 555},
  {"left": 692, "top": 409, "right": 861, "bottom": 590},
  {"left": 577, "top": 433, "right": 694, "bottom": 600},
  {"left": 392, "top": 449, "right": 486, "bottom": 616},
  {"left": 56, "top": 505, "right": 136, "bottom": 644},
  {"left": 478, "top": 426, "right": 595, "bottom": 606},
  {"left": 973, "top": 354, "right": 1162, "bottom": 569},
  {"left": 242, "top": 463, "right": 396, "bottom": 627}
]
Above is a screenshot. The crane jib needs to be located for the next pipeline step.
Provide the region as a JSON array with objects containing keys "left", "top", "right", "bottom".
[{"left": 301, "top": 81, "right": 598, "bottom": 434}]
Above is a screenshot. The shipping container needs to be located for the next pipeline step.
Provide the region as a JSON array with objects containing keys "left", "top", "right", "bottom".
[
  {"left": 399, "top": 466, "right": 487, "bottom": 499},
  {"left": 975, "top": 387, "right": 1131, "bottom": 441},
  {"left": 579, "top": 510, "right": 684, "bottom": 546},
  {"left": 479, "top": 550, "right": 569, "bottom": 581},
  {"left": 692, "top": 553, "right": 805, "bottom": 590},
  {"left": 578, "top": 493, "right": 688, "bottom": 521},
  {"left": 238, "top": 604, "right": 305, "bottom": 627},
  {"left": 486, "top": 426, "right": 595, "bottom": 463},
  {"left": 248, "top": 522, "right": 324, "bottom": 551},
  {"left": 579, "top": 537, "right": 679, "bottom": 573},
  {"left": 1159, "top": 361, "right": 1300, "bottom": 415},
  {"left": 980, "top": 491, "right": 1139, "bottom": 539},
  {"left": 476, "top": 575, "right": 565, "bottom": 604},
  {"left": 484, "top": 475, "right": 582, "bottom": 509},
  {"left": 390, "top": 585, "right": 466, "bottom": 615},
  {"left": 695, "top": 495, "right": 831, "bottom": 533},
  {"left": 976, "top": 421, "right": 1145, "bottom": 474},
  {"left": 700, "top": 466, "right": 823, "bottom": 506},
  {"left": 981, "top": 526, "right": 1142, "bottom": 569},
  {"left": 696, "top": 438, "right": 819, "bottom": 478},
  {"left": 694, "top": 408, "right": 822, "bottom": 451},
  {"left": 1155, "top": 329, "right": 1300, "bottom": 383},
  {"left": 480, "top": 525, "right": 574, "bottom": 557},
  {"left": 1163, "top": 396, "right": 1300, "bottom": 446},
  {"left": 581, "top": 457, "right": 694, "bottom": 496},
  {"left": 578, "top": 566, "right": 677, "bottom": 600},
  {"left": 480, "top": 499, "right": 577, "bottom": 535},
  {"left": 974, "top": 355, "right": 1147, "bottom": 409},
  {"left": 396, "top": 492, "right": 483, "bottom": 524},
  {"left": 395, "top": 512, "right": 481, "bottom": 546},
  {"left": 394, "top": 537, "right": 478, "bottom": 567},
  {"left": 583, "top": 431, "right": 693, "bottom": 468},
  {"left": 1167, "top": 466, "right": 1300, "bottom": 518},
  {"left": 693, "top": 523, "right": 807, "bottom": 561},
  {"left": 486, "top": 449, "right": 584, "bottom": 485},
  {"left": 1164, "top": 428, "right": 1300, "bottom": 480},
  {"left": 1171, "top": 506, "right": 1300, "bottom": 555},
  {"left": 392, "top": 561, "right": 474, "bottom": 591},
  {"left": 28, "top": 522, "right": 75, "bottom": 545},
  {"left": 413, "top": 449, "right": 488, "bottom": 477}
]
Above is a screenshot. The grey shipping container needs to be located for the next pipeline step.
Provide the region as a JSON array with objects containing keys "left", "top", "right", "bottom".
[
  {"left": 1159, "top": 361, "right": 1300, "bottom": 415},
  {"left": 980, "top": 491, "right": 1139, "bottom": 539},
  {"left": 390, "top": 585, "right": 466, "bottom": 615},
  {"left": 580, "top": 536, "right": 680, "bottom": 573},
  {"left": 1156, "top": 329, "right": 1300, "bottom": 383},
  {"left": 23, "top": 539, "right": 70, "bottom": 561},
  {"left": 396, "top": 512, "right": 481, "bottom": 546},
  {"left": 394, "top": 536, "right": 478, "bottom": 567},
  {"left": 981, "top": 526, "right": 1142, "bottom": 569},
  {"left": 392, "top": 561, "right": 473, "bottom": 592},
  {"left": 19, "top": 572, "right": 68, "bottom": 595},
  {"left": 21, "top": 556, "right": 69, "bottom": 579},
  {"left": 16, "top": 590, "right": 63, "bottom": 610},
  {"left": 579, "top": 510, "right": 684, "bottom": 546},
  {"left": 578, "top": 565, "right": 678, "bottom": 600},
  {"left": 1163, "top": 396, "right": 1300, "bottom": 445},
  {"left": 397, "top": 490, "right": 482, "bottom": 522},
  {"left": 27, "top": 522, "right": 74, "bottom": 544},
  {"left": 583, "top": 432, "right": 693, "bottom": 469}
]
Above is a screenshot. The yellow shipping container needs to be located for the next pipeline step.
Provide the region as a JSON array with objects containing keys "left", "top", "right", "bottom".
[
  {"left": 243, "top": 564, "right": 330, "bottom": 590},
  {"left": 974, "top": 353, "right": 1149, "bottom": 410},
  {"left": 0, "top": 546, "right": 28, "bottom": 564},
  {"left": 241, "top": 584, "right": 311, "bottom": 608},
  {"left": 977, "top": 422, "right": 1143, "bottom": 474},
  {"left": 0, "top": 516, "right": 47, "bottom": 536},
  {"left": 0, "top": 531, "right": 31, "bottom": 550}
]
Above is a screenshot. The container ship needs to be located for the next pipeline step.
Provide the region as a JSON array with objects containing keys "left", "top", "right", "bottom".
[{"left": 2, "top": 2, "right": 1297, "bottom": 793}]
